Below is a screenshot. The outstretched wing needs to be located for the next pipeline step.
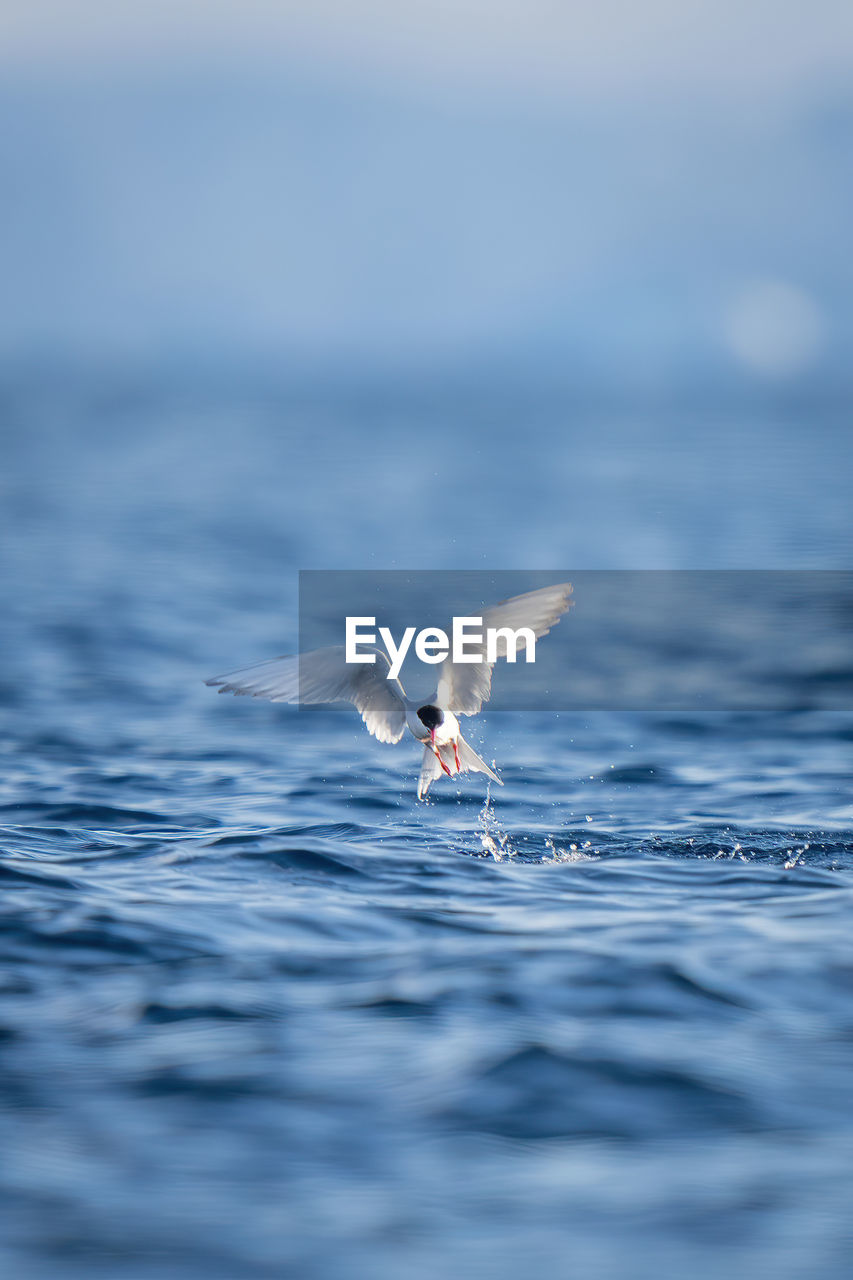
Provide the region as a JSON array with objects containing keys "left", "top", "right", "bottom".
[
  {"left": 206, "top": 645, "right": 407, "bottom": 744},
  {"left": 435, "top": 582, "right": 573, "bottom": 717}
]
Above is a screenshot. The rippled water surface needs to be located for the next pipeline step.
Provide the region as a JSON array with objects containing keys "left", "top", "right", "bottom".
[{"left": 1, "top": 382, "right": 852, "bottom": 1278}]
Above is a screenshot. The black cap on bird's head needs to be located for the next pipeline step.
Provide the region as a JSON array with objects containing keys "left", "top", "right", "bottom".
[{"left": 417, "top": 705, "right": 444, "bottom": 731}]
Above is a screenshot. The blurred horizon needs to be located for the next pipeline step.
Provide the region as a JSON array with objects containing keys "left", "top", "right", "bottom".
[{"left": 1, "top": 1, "right": 852, "bottom": 393}]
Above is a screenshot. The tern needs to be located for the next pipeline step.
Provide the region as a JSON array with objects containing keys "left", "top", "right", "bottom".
[{"left": 206, "top": 582, "right": 573, "bottom": 798}]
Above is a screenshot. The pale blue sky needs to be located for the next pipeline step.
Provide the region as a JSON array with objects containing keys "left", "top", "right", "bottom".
[
  {"left": 1, "top": 1, "right": 851, "bottom": 378},
  {"left": 3, "top": 1, "right": 852, "bottom": 103}
]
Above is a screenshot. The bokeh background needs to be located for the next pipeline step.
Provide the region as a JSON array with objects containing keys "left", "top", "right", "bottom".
[
  {"left": 1, "top": 5, "right": 852, "bottom": 1280},
  {"left": 2, "top": 0, "right": 853, "bottom": 391},
  {"left": 2, "top": 1, "right": 852, "bottom": 571}
]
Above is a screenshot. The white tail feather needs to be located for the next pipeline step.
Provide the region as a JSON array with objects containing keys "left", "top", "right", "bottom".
[
  {"left": 455, "top": 733, "right": 502, "bottom": 786},
  {"left": 417, "top": 744, "right": 446, "bottom": 799},
  {"left": 417, "top": 733, "right": 502, "bottom": 799}
]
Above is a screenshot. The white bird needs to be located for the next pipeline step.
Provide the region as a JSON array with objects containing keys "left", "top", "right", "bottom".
[{"left": 206, "top": 583, "right": 573, "bottom": 799}]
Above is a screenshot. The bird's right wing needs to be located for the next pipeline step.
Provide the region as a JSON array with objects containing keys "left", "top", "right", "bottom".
[
  {"left": 436, "top": 582, "right": 573, "bottom": 716},
  {"left": 206, "top": 645, "right": 407, "bottom": 744}
]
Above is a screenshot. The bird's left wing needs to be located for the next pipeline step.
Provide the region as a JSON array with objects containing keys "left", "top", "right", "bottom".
[
  {"left": 435, "top": 582, "right": 573, "bottom": 716},
  {"left": 206, "top": 645, "right": 407, "bottom": 743}
]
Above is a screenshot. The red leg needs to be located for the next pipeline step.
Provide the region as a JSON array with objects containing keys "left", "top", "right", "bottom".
[
  {"left": 433, "top": 746, "right": 452, "bottom": 776},
  {"left": 453, "top": 742, "right": 461, "bottom": 772}
]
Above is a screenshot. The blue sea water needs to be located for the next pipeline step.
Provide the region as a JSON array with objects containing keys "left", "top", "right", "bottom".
[{"left": 1, "top": 375, "right": 852, "bottom": 1278}]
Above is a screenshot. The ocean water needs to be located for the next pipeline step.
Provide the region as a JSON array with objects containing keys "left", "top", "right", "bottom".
[{"left": 1, "top": 376, "right": 852, "bottom": 1278}]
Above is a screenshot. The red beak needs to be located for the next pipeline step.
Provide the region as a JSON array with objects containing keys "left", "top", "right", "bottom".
[{"left": 430, "top": 729, "right": 436, "bottom": 744}]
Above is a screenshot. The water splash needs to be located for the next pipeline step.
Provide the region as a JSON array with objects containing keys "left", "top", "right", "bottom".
[
  {"left": 475, "top": 788, "right": 600, "bottom": 864},
  {"left": 784, "top": 842, "right": 811, "bottom": 870},
  {"left": 543, "top": 835, "right": 599, "bottom": 863},
  {"left": 478, "top": 785, "right": 515, "bottom": 860}
]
